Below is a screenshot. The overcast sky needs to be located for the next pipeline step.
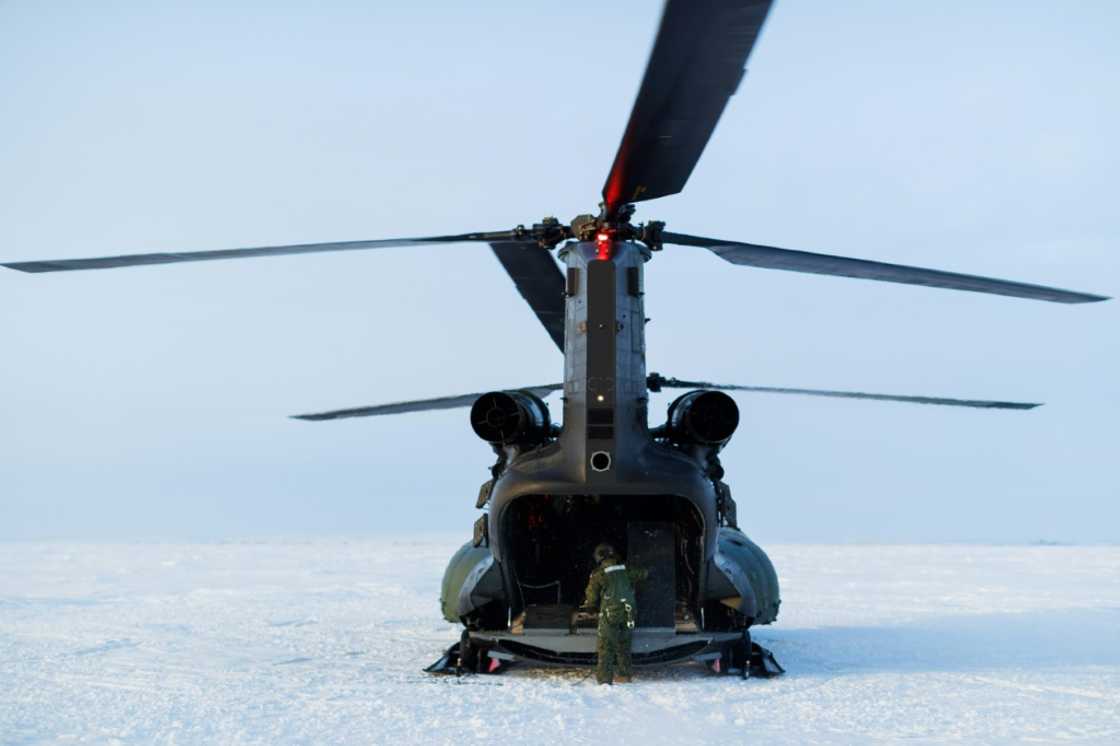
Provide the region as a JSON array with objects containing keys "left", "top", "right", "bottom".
[{"left": 2, "top": 0, "right": 1116, "bottom": 543}]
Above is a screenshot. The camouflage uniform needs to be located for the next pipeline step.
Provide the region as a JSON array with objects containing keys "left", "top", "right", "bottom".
[{"left": 582, "top": 557, "right": 648, "bottom": 684}]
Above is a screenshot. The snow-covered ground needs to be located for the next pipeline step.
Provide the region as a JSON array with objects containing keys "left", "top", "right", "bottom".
[{"left": 1, "top": 539, "right": 1118, "bottom": 744}]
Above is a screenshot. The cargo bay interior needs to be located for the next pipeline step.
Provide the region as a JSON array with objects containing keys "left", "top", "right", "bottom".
[{"left": 502, "top": 494, "right": 704, "bottom": 631}]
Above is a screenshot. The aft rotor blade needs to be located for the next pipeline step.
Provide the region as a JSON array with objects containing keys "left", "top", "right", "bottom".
[
  {"left": 489, "top": 241, "right": 566, "bottom": 351},
  {"left": 2, "top": 231, "right": 522, "bottom": 273},
  {"left": 602, "top": 0, "right": 773, "bottom": 216},
  {"left": 291, "top": 384, "right": 563, "bottom": 421},
  {"left": 649, "top": 375, "right": 1040, "bottom": 410},
  {"left": 662, "top": 232, "right": 1109, "bottom": 304}
]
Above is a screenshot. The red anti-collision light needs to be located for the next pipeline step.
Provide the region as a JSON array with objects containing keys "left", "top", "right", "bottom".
[{"left": 595, "top": 232, "right": 612, "bottom": 261}]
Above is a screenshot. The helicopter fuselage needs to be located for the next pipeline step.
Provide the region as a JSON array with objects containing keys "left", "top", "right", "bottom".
[{"left": 439, "top": 240, "right": 780, "bottom": 668}]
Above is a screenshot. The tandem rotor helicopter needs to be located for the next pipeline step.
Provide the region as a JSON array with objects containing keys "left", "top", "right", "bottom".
[{"left": 4, "top": 0, "right": 1108, "bottom": 678}]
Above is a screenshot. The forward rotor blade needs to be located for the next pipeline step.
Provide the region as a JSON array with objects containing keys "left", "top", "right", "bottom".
[
  {"left": 602, "top": 0, "right": 773, "bottom": 215},
  {"left": 489, "top": 241, "right": 566, "bottom": 351},
  {"left": 662, "top": 232, "right": 1109, "bottom": 304},
  {"left": 649, "top": 374, "right": 1040, "bottom": 410},
  {"left": 291, "top": 384, "right": 563, "bottom": 421},
  {"left": 2, "top": 230, "right": 521, "bottom": 273}
]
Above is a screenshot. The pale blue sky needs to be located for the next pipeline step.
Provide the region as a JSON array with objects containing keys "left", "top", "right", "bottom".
[{"left": 2, "top": 1, "right": 1117, "bottom": 542}]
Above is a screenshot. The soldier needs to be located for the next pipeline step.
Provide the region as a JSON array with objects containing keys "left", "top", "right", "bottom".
[{"left": 580, "top": 543, "right": 648, "bottom": 684}]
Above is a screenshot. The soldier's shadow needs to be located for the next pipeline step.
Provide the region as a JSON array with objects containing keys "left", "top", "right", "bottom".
[{"left": 754, "top": 607, "right": 1120, "bottom": 677}]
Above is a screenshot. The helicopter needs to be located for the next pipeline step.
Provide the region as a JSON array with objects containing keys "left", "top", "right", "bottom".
[{"left": 2, "top": 0, "right": 1108, "bottom": 679}]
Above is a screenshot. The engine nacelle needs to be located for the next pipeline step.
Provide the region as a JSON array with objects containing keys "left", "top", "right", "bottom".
[
  {"left": 470, "top": 390, "right": 552, "bottom": 446},
  {"left": 666, "top": 389, "right": 740, "bottom": 446}
]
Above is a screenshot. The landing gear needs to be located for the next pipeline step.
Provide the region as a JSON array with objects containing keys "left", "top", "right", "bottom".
[
  {"left": 743, "top": 629, "right": 785, "bottom": 678},
  {"left": 424, "top": 631, "right": 513, "bottom": 676},
  {"left": 708, "top": 629, "right": 785, "bottom": 679},
  {"left": 457, "top": 630, "right": 478, "bottom": 674}
]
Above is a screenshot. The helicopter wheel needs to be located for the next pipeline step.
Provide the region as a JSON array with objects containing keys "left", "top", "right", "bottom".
[
  {"left": 457, "top": 629, "right": 480, "bottom": 674},
  {"left": 738, "top": 629, "right": 752, "bottom": 679},
  {"left": 712, "top": 630, "right": 751, "bottom": 678}
]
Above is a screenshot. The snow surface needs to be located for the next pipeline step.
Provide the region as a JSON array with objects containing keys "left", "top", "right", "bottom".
[{"left": 2, "top": 540, "right": 1118, "bottom": 744}]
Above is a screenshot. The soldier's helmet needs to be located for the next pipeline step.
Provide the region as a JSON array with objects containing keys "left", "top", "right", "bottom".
[{"left": 593, "top": 543, "right": 618, "bottom": 564}]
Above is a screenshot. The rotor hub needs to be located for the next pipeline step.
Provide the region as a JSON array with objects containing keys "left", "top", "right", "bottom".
[{"left": 510, "top": 209, "right": 664, "bottom": 253}]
